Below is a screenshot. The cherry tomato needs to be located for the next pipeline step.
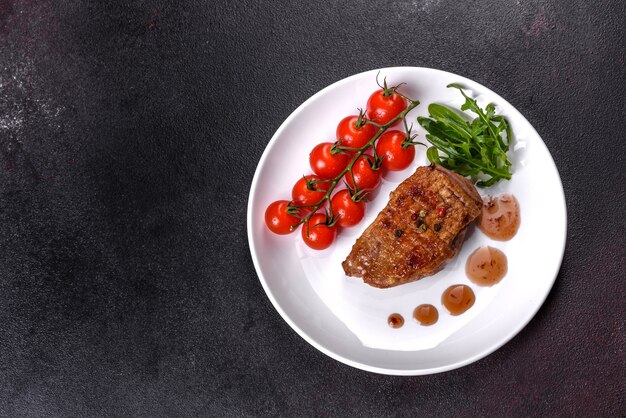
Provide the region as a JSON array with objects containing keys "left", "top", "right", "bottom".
[
  {"left": 265, "top": 200, "right": 300, "bottom": 235},
  {"left": 309, "top": 142, "right": 350, "bottom": 179},
  {"left": 302, "top": 213, "right": 336, "bottom": 250},
  {"left": 292, "top": 175, "right": 329, "bottom": 206},
  {"left": 344, "top": 154, "right": 382, "bottom": 191},
  {"left": 376, "top": 130, "right": 415, "bottom": 171},
  {"left": 331, "top": 190, "right": 365, "bottom": 228},
  {"left": 336, "top": 115, "right": 378, "bottom": 149},
  {"left": 366, "top": 88, "right": 407, "bottom": 125}
]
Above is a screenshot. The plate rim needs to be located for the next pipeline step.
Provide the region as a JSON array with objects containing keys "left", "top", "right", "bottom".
[{"left": 246, "top": 66, "right": 567, "bottom": 375}]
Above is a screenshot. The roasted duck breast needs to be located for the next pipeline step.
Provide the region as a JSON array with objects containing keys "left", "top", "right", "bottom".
[{"left": 342, "top": 164, "right": 482, "bottom": 288}]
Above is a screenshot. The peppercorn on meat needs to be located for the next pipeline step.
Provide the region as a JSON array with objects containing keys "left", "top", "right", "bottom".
[{"left": 342, "top": 164, "right": 482, "bottom": 288}]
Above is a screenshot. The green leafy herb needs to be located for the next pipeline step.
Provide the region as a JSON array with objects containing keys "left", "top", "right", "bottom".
[{"left": 417, "top": 84, "right": 512, "bottom": 187}]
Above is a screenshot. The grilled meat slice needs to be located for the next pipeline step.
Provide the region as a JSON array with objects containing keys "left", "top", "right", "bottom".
[{"left": 342, "top": 164, "right": 482, "bottom": 288}]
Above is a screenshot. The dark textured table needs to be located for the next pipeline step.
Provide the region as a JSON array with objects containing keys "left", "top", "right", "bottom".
[{"left": 1, "top": 1, "right": 624, "bottom": 416}]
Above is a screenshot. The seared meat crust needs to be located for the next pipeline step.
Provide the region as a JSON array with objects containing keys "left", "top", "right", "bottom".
[{"left": 342, "top": 164, "right": 482, "bottom": 288}]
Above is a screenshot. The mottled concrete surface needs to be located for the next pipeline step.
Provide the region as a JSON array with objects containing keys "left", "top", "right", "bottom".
[{"left": 0, "top": 0, "right": 624, "bottom": 416}]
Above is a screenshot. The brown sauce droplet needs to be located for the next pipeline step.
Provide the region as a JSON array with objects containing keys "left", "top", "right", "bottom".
[
  {"left": 413, "top": 304, "right": 439, "bottom": 326},
  {"left": 478, "top": 194, "right": 520, "bottom": 241},
  {"left": 466, "top": 246, "right": 508, "bottom": 286},
  {"left": 442, "top": 285, "right": 475, "bottom": 316},
  {"left": 387, "top": 313, "right": 404, "bottom": 328}
]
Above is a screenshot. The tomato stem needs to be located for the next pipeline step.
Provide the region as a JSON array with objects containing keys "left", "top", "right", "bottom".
[
  {"left": 401, "top": 118, "right": 427, "bottom": 149},
  {"left": 355, "top": 108, "right": 368, "bottom": 128},
  {"left": 375, "top": 71, "right": 406, "bottom": 97}
]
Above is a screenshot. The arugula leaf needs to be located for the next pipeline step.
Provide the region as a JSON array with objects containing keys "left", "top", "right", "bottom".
[
  {"left": 426, "top": 146, "right": 441, "bottom": 164},
  {"left": 419, "top": 85, "right": 513, "bottom": 187}
]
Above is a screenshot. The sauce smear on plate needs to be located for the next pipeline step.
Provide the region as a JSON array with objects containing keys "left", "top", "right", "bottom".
[
  {"left": 466, "top": 246, "right": 508, "bottom": 286},
  {"left": 387, "top": 313, "right": 404, "bottom": 328},
  {"left": 478, "top": 194, "right": 520, "bottom": 240},
  {"left": 442, "top": 285, "right": 475, "bottom": 315},
  {"left": 413, "top": 304, "right": 439, "bottom": 326}
]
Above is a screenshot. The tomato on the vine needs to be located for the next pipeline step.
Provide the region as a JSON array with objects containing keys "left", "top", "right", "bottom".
[
  {"left": 302, "top": 213, "right": 336, "bottom": 250},
  {"left": 331, "top": 190, "right": 365, "bottom": 228},
  {"left": 376, "top": 130, "right": 415, "bottom": 171},
  {"left": 344, "top": 154, "right": 382, "bottom": 191},
  {"left": 309, "top": 142, "right": 350, "bottom": 179},
  {"left": 336, "top": 115, "right": 378, "bottom": 149},
  {"left": 366, "top": 88, "right": 407, "bottom": 125},
  {"left": 292, "top": 175, "right": 329, "bottom": 206},
  {"left": 265, "top": 200, "right": 300, "bottom": 235}
]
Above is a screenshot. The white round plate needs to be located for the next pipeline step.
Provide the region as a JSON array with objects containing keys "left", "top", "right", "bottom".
[{"left": 247, "top": 67, "right": 566, "bottom": 375}]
